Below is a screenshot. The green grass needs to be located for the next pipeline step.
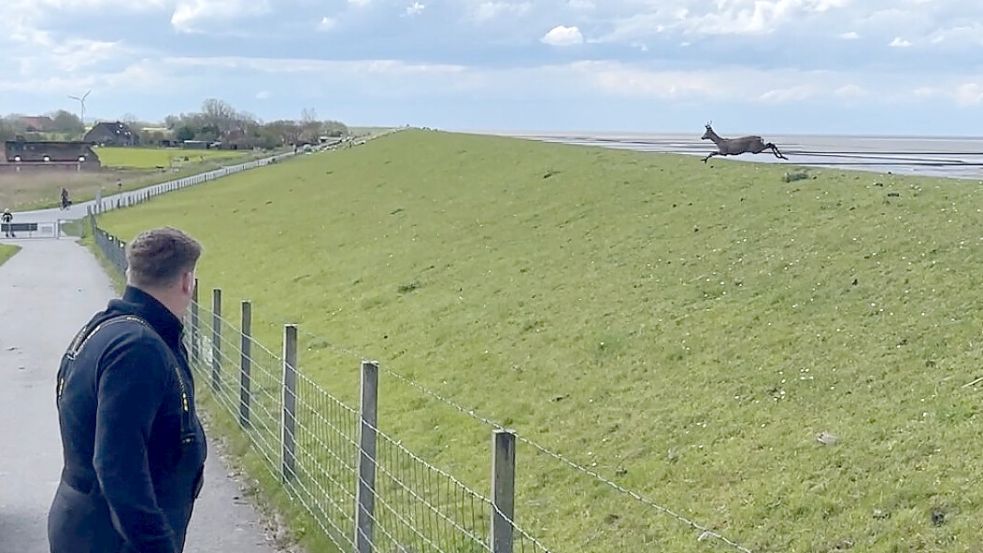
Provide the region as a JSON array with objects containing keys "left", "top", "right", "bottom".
[
  {"left": 95, "top": 147, "right": 248, "bottom": 169},
  {"left": 0, "top": 244, "right": 20, "bottom": 266},
  {"left": 101, "top": 130, "right": 983, "bottom": 552}
]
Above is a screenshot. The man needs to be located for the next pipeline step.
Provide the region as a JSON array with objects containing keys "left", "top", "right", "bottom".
[
  {"left": 2, "top": 208, "right": 13, "bottom": 238},
  {"left": 48, "top": 227, "right": 207, "bottom": 553},
  {"left": 60, "top": 188, "right": 71, "bottom": 210}
]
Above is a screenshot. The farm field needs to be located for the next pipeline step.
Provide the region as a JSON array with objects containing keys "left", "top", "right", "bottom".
[
  {"left": 101, "top": 130, "right": 983, "bottom": 552},
  {"left": 1, "top": 149, "right": 278, "bottom": 211},
  {"left": 94, "top": 146, "right": 248, "bottom": 169}
]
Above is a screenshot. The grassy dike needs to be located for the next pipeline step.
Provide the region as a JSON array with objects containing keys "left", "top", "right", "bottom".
[{"left": 98, "top": 129, "right": 983, "bottom": 552}]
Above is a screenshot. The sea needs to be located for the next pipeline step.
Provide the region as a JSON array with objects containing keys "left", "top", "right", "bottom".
[{"left": 477, "top": 131, "right": 983, "bottom": 180}]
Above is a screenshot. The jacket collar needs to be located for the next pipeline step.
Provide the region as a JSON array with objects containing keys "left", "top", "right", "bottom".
[{"left": 112, "top": 286, "right": 184, "bottom": 349}]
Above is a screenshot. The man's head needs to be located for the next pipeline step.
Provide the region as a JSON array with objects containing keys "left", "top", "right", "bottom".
[{"left": 125, "top": 227, "right": 201, "bottom": 317}]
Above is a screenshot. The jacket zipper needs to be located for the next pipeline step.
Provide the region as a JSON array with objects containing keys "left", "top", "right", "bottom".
[{"left": 172, "top": 364, "right": 195, "bottom": 445}]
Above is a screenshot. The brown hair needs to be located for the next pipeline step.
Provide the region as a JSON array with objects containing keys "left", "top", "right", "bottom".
[{"left": 126, "top": 227, "right": 202, "bottom": 288}]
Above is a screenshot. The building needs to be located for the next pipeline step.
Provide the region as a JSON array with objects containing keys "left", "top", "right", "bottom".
[
  {"left": 84, "top": 121, "right": 139, "bottom": 146},
  {"left": 0, "top": 140, "right": 101, "bottom": 171},
  {"left": 18, "top": 116, "right": 56, "bottom": 132}
]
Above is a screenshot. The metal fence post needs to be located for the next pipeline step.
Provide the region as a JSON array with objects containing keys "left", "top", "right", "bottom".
[
  {"left": 281, "top": 324, "right": 298, "bottom": 481},
  {"left": 491, "top": 430, "right": 517, "bottom": 553},
  {"left": 355, "top": 361, "right": 380, "bottom": 553},
  {"left": 239, "top": 300, "right": 252, "bottom": 429},
  {"left": 117, "top": 241, "right": 126, "bottom": 274},
  {"left": 190, "top": 280, "right": 200, "bottom": 366},
  {"left": 211, "top": 289, "right": 222, "bottom": 392}
]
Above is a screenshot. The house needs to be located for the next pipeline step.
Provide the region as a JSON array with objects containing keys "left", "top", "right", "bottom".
[
  {"left": 18, "top": 116, "right": 56, "bottom": 132},
  {"left": 84, "top": 121, "right": 139, "bottom": 146},
  {"left": 0, "top": 140, "right": 101, "bottom": 170}
]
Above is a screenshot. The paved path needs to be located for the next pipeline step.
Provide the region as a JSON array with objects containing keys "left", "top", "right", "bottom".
[{"left": 0, "top": 238, "right": 280, "bottom": 553}]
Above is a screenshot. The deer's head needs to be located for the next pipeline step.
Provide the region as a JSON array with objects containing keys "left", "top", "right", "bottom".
[{"left": 701, "top": 121, "right": 714, "bottom": 140}]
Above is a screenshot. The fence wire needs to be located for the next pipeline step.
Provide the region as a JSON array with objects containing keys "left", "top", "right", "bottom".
[
  {"left": 188, "top": 301, "right": 552, "bottom": 553},
  {"left": 113, "top": 283, "right": 550, "bottom": 553}
]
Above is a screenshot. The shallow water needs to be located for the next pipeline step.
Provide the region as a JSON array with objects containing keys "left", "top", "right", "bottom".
[{"left": 489, "top": 131, "right": 983, "bottom": 180}]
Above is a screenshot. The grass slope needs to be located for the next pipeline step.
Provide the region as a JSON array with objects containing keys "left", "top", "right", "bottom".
[
  {"left": 102, "top": 130, "right": 983, "bottom": 552},
  {"left": 0, "top": 244, "right": 20, "bottom": 266},
  {"left": 95, "top": 147, "right": 247, "bottom": 169}
]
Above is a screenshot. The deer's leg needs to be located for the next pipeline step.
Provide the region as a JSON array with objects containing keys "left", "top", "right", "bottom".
[
  {"left": 768, "top": 143, "right": 789, "bottom": 160},
  {"left": 703, "top": 151, "right": 719, "bottom": 163}
]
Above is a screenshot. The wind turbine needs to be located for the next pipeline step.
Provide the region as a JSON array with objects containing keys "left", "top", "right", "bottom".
[{"left": 68, "top": 89, "right": 91, "bottom": 128}]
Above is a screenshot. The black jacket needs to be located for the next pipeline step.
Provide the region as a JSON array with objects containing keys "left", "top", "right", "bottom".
[{"left": 48, "top": 287, "right": 207, "bottom": 553}]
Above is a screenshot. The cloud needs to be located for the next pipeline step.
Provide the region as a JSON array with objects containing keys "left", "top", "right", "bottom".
[
  {"left": 567, "top": 0, "right": 595, "bottom": 9},
  {"left": 599, "top": 0, "right": 855, "bottom": 41},
  {"left": 759, "top": 85, "right": 817, "bottom": 102},
  {"left": 954, "top": 83, "right": 983, "bottom": 106},
  {"left": 348, "top": 0, "right": 371, "bottom": 5},
  {"left": 163, "top": 56, "right": 467, "bottom": 77},
  {"left": 405, "top": 2, "right": 425, "bottom": 16},
  {"left": 256, "top": 90, "right": 271, "bottom": 100},
  {"left": 472, "top": 2, "right": 532, "bottom": 22},
  {"left": 839, "top": 31, "right": 860, "bottom": 39},
  {"left": 834, "top": 84, "right": 868, "bottom": 98},
  {"left": 889, "top": 36, "right": 912, "bottom": 47},
  {"left": 171, "top": 0, "right": 271, "bottom": 33},
  {"left": 318, "top": 16, "right": 337, "bottom": 31},
  {"left": 542, "top": 25, "right": 584, "bottom": 46}
]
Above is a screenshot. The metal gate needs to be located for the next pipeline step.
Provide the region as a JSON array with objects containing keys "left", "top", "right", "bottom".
[{"left": 1, "top": 220, "right": 62, "bottom": 239}]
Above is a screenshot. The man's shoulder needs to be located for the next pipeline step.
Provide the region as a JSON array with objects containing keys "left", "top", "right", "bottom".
[{"left": 86, "top": 314, "right": 173, "bottom": 365}]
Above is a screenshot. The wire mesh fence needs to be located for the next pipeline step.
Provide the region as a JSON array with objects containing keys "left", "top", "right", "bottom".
[
  {"left": 90, "top": 219, "right": 556, "bottom": 553},
  {"left": 186, "top": 297, "right": 554, "bottom": 553}
]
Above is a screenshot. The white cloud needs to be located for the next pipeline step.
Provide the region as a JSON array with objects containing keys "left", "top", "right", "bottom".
[
  {"left": 954, "top": 83, "right": 983, "bottom": 106},
  {"left": 839, "top": 31, "right": 860, "bottom": 39},
  {"left": 542, "top": 25, "right": 584, "bottom": 46},
  {"left": 318, "top": 16, "right": 337, "bottom": 31},
  {"left": 473, "top": 2, "right": 532, "bottom": 22},
  {"left": 567, "top": 0, "right": 595, "bottom": 9},
  {"left": 171, "top": 0, "right": 271, "bottom": 33},
  {"left": 256, "top": 90, "right": 271, "bottom": 100},
  {"left": 164, "top": 56, "right": 467, "bottom": 77},
  {"left": 889, "top": 36, "right": 912, "bottom": 47},
  {"left": 759, "top": 85, "right": 817, "bottom": 102},
  {"left": 927, "top": 24, "right": 983, "bottom": 46},
  {"left": 405, "top": 1, "right": 425, "bottom": 16},
  {"left": 600, "top": 0, "right": 855, "bottom": 40},
  {"left": 834, "top": 84, "right": 868, "bottom": 98},
  {"left": 348, "top": 0, "right": 371, "bottom": 5}
]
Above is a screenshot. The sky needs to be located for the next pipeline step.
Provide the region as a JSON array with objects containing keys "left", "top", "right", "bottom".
[{"left": 1, "top": 0, "right": 982, "bottom": 136}]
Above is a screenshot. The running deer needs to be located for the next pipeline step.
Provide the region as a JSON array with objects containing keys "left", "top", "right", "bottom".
[{"left": 701, "top": 122, "right": 789, "bottom": 163}]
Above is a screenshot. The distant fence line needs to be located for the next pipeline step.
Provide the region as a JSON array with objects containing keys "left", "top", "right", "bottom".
[
  {"left": 91, "top": 216, "right": 553, "bottom": 553},
  {"left": 85, "top": 150, "right": 297, "bottom": 217}
]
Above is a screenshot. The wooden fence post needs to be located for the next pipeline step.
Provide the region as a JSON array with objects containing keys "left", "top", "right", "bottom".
[
  {"left": 354, "top": 360, "right": 380, "bottom": 553},
  {"left": 239, "top": 300, "right": 252, "bottom": 429},
  {"left": 211, "top": 289, "right": 222, "bottom": 392},
  {"left": 490, "top": 430, "right": 517, "bottom": 553},
  {"left": 281, "top": 324, "right": 298, "bottom": 481},
  {"left": 191, "top": 280, "right": 200, "bottom": 365}
]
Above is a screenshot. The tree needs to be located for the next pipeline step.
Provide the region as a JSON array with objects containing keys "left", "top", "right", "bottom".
[
  {"left": 322, "top": 120, "right": 349, "bottom": 137},
  {"left": 176, "top": 126, "right": 196, "bottom": 142},
  {"left": 49, "top": 110, "right": 84, "bottom": 135},
  {"left": 201, "top": 98, "right": 239, "bottom": 135}
]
